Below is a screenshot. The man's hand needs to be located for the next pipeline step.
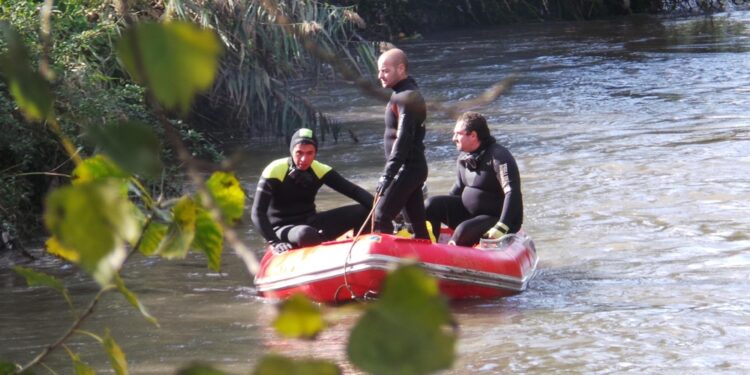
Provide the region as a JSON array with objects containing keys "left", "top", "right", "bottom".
[
  {"left": 272, "top": 242, "right": 294, "bottom": 254},
  {"left": 484, "top": 223, "right": 509, "bottom": 239},
  {"left": 376, "top": 175, "right": 393, "bottom": 196}
]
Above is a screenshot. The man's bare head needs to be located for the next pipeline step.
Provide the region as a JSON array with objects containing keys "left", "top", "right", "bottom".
[{"left": 377, "top": 48, "right": 409, "bottom": 88}]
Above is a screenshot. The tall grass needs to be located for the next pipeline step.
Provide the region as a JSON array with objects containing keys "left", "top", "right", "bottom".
[{"left": 166, "top": 0, "right": 376, "bottom": 140}]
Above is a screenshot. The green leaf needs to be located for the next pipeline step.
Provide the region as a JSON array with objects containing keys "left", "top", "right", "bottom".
[
  {"left": 116, "top": 22, "right": 223, "bottom": 114},
  {"left": 252, "top": 354, "right": 340, "bottom": 375},
  {"left": 102, "top": 330, "right": 128, "bottom": 375},
  {"left": 15, "top": 265, "right": 78, "bottom": 311},
  {"left": 204, "top": 172, "right": 245, "bottom": 224},
  {"left": 272, "top": 293, "right": 324, "bottom": 340},
  {"left": 12, "top": 266, "right": 65, "bottom": 292},
  {"left": 114, "top": 274, "right": 159, "bottom": 327},
  {"left": 155, "top": 196, "right": 196, "bottom": 259},
  {"left": 0, "top": 362, "right": 21, "bottom": 375},
  {"left": 86, "top": 121, "right": 163, "bottom": 180},
  {"left": 378, "top": 264, "right": 453, "bottom": 330},
  {"left": 347, "top": 266, "right": 456, "bottom": 375},
  {"left": 65, "top": 349, "right": 96, "bottom": 375},
  {"left": 139, "top": 221, "right": 167, "bottom": 256},
  {"left": 176, "top": 363, "right": 230, "bottom": 375},
  {"left": 44, "top": 181, "right": 138, "bottom": 286},
  {"left": 193, "top": 208, "right": 223, "bottom": 271},
  {"left": 71, "top": 155, "right": 130, "bottom": 185},
  {"left": 0, "top": 22, "right": 54, "bottom": 122}
]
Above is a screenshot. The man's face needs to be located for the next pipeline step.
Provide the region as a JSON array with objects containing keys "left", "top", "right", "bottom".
[
  {"left": 377, "top": 56, "right": 405, "bottom": 88},
  {"left": 292, "top": 143, "right": 317, "bottom": 170},
  {"left": 452, "top": 121, "right": 479, "bottom": 153}
]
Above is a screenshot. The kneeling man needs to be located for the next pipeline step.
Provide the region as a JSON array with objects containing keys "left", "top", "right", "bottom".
[
  {"left": 251, "top": 128, "right": 374, "bottom": 253},
  {"left": 425, "top": 112, "right": 523, "bottom": 246}
]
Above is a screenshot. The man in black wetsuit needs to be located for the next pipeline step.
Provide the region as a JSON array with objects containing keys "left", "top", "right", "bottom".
[
  {"left": 251, "top": 128, "right": 374, "bottom": 253},
  {"left": 373, "top": 48, "right": 430, "bottom": 240},
  {"left": 425, "top": 112, "right": 524, "bottom": 246}
]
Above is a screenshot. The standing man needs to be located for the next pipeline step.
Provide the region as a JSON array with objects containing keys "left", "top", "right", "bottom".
[
  {"left": 425, "top": 112, "right": 524, "bottom": 246},
  {"left": 251, "top": 128, "right": 374, "bottom": 253},
  {"left": 373, "top": 48, "right": 430, "bottom": 240}
]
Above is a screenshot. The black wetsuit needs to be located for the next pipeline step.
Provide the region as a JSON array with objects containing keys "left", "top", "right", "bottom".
[
  {"left": 374, "top": 76, "right": 430, "bottom": 239},
  {"left": 425, "top": 138, "right": 523, "bottom": 246},
  {"left": 251, "top": 157, "right": 374, "bottom": 247}
]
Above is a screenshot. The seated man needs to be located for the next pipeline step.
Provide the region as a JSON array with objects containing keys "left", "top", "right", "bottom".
[
  {"left": 425, "top": 112, "right": 523, "bottom": 246},
  {"left": 251, "top": 128, "right": 374, "bottom": 253}
]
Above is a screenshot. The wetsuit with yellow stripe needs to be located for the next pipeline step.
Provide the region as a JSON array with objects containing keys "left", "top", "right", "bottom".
[
  {"left": 374, "top": 76, "right": 430, "bottom": 239},
  {"left": 425, "top": 138, "right": 523, "bottom": 246},
  {"left": 251, "top": 157, "right": 374, "bottom": 247}
]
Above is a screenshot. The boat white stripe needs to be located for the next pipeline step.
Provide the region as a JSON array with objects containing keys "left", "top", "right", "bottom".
[{"left": 255, "top": 254, "right": 538, "bottom": 294}]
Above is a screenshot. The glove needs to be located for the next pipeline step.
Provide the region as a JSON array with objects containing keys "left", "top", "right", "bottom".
[
  {"left": 271, "top": 241, "right": 294, "bottom": 254},
  {"left": 484, "top": 223, "right": 509, "bottom": 239},
  {"left": 375, "top": 175, "right": 393, "bottom": 196}
]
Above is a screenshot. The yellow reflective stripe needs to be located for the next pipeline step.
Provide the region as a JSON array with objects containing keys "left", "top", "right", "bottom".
[
  {"left": 261, "top": 158, "right": 289, "bottom": 181},
  {"left": 310, "top": 160, "right": 332, "bottom": 179},
  {"left": 495, "top": 222, "right": 509, "bottom": 233}
]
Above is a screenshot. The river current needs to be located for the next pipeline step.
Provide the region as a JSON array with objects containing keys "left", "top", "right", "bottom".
[{"left": 2, "top": 11, "right": 750, "bottom": 374}]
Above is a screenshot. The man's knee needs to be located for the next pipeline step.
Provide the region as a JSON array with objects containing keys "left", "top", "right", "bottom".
[
  {"left": 296, "top": 226, "right": 323, "bottom": 247},
  {"left": 424, "top": 196, "right": 440, "bottom": 216}
]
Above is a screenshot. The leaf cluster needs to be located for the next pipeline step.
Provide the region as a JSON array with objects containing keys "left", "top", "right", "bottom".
[{"left": 0, "top": 2, "right": 225, "bottom": 243}]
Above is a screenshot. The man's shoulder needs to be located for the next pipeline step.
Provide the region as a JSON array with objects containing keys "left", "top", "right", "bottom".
[
  {"left": 489, "top": 143, "right": 513, "bottom": 157},
  {"left": 261, "top": 158, "right": 290, "bottom": 180},
  {"left": 310, "top": 160, "right": 333, "bottom": 179}
]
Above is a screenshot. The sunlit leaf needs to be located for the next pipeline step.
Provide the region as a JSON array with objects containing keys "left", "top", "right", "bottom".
[
  {"left": 193, "top": 208, "right": 223, "bottom": 271},
  {"left": 44, "top": 181, "right": 138, "bottom": 285},
  {"left": 272, "top": 293, "right": 324, "bottom": 340},
  {"left": 0, "top": 22, "right": 54, "bottom": 122},
  {"left": 204, "top": 172, "right": 245, "bottom": 224},
  {"left": 347, "top": 266, "right": 456, "bottom": 375},
  {"left": 71, "top": 155, "right": 130, "bottom": 185},
  {"left": 86, "top": 121, "right": 163, "bottom": 180},
  {"left": 114, "top": 274, "right": 159, "bottom": 327},
  {"left": 139, "top": 221, "right": 167, "bottom": 256},
  {"left": 155, "top": 196, "right": 196, "bottom": 259},
  {"left": 176, "top": 363, "right": 230, "bottom": 375},
  {"left": 46, "top": 236, "right": 80, "bottom": 263},
  {"left": 252, "top": 354, "right": 340, "bottom": 375},
  {"left": 102, "top": 329, "right": 128, "bottom": 375},
  {"left": 116, "top": 22, "right": 223, "bottom": 114}
]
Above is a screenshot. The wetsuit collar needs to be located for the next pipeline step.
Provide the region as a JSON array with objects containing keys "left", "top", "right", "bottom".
[
  {"left": 392, "top": 76, "right": 418, "bottom": 93},
  {"left": 460, "top": 137, "right": 496, "bottom": 171}
]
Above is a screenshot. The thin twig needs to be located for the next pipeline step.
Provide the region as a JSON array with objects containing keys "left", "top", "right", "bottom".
[{"left": 16, "top": 286, "right": 116, "bottom": 374}]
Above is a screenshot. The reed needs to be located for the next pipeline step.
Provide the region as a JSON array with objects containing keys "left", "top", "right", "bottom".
[{"left": 165, "top": 0, "right": 376, "bottom": 140}]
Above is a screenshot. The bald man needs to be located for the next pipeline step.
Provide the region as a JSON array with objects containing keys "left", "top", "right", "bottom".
[{"left": 372, "top": 48, "right": 430, "bottom": 239}]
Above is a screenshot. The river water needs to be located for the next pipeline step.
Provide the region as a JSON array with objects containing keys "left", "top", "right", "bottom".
[{"left": 2, "top": 11, "right": 750, "bottom": 374}]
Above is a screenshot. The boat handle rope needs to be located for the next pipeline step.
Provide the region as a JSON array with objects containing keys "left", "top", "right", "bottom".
[{"left": 338, "top": 194, "right": 381, "bottom": 304}]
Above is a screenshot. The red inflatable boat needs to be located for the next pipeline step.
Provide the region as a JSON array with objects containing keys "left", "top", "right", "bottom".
[{"left": 253, "top": 230, "right": 538, "bottom": 303}]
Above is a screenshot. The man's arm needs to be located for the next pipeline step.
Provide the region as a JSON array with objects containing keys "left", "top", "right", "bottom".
[
  {"left": 486, "top": 148, "right": 523, "bottom": 238},
  {"left": 383, "top": 95, "right": 420, "bottom": 178},
  {"left": 323, "top": 170, "right": 374, "bottom": 209},
  {"left": 448, "top": 159, "right": 465, "bottom": 196},
  {"left": 250, "top": 177, "right": 281, "bottom": 243}
]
